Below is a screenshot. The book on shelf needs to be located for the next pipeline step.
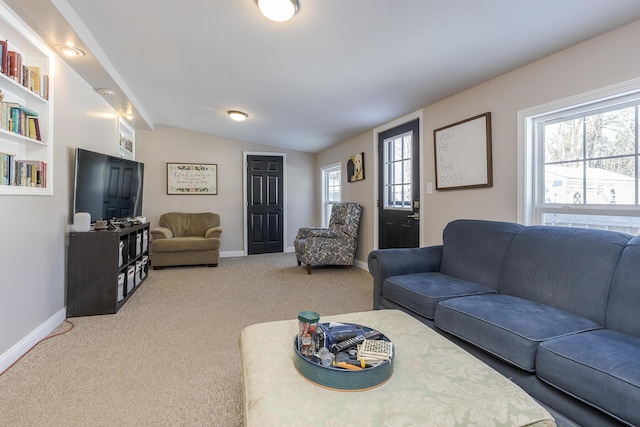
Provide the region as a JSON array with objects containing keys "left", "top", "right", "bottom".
[
  {"left": 0, "top": 151, "right": 14, "bottom": 185},
  {"left": 13, "top": 159, "right": 46, "bottom": 187},
  {"left": 0, "top": 43, "right": 49, "bottom": 99},
  {"left": 0, "top": 40, "right": 5, "bottom": 74},
  {"left": 0, "top": 101, "right": 41, "bottom": 140}
]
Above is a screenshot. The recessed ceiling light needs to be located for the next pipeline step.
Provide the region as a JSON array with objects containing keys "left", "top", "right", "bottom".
[
  {"left": 55, "top": 44, "right": 86, "bottom": 57},
  {"left": 257, "top": 0, "right": 299, "bottom": 22},
  {"left": 228, "top": 110, "right": 249, "bottom": 121},
  {"left": 96, "top": 88, "right": 117, "bottom": 96}
]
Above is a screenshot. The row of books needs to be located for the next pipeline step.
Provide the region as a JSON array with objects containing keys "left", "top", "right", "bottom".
[
  {"left": 0, "top": 151, "right": 47, "bottom": 187},
  {"left": 0, "top": 40, "right": 49, "bottom": 100},
  {"left": 0, "top": 101, "right": 41, "bottom": 140}
]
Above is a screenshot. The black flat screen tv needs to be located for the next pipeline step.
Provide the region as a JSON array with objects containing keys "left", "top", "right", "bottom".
[{"left": 73, "top": 148, "right": 144, "bottom": 222}]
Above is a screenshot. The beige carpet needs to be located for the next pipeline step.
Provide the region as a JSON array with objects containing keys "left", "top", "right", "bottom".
[{"left": 0, "top": 253, "right": 373, "bottom": 427}]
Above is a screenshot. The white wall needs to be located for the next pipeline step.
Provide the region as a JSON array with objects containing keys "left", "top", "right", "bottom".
[
  {"left": 135, "top": 125, "right": 315, "bottom": 254},
  {"left": 0, "top": 54, "right": 121, "bottom": 365}
]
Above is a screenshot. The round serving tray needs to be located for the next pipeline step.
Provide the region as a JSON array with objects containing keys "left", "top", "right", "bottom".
[{"left": 293, "top": 324, "right": 394, "bottom": 391}]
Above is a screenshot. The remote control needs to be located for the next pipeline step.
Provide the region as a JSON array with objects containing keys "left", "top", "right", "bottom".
[{"left": 330, "top": 329, "right": 382, "bottom": 354}]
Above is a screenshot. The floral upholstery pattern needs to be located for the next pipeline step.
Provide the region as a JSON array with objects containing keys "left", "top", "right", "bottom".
[{"left": 294, "top": 202, "right": 362, "bottom": 273}]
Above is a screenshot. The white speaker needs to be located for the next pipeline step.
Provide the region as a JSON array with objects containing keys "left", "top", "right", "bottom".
[{"left": 72, "top": 212, "right": 91, "bottom": 232}]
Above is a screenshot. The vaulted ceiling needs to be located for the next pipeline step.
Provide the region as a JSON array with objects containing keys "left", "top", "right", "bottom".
[{"left": 7, "top": 0, "right": 640, "bottom": 152}]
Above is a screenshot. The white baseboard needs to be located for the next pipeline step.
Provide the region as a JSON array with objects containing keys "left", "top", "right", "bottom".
[
  {"left": 354, "top": 258, "right": 368, "bottom": 272},
  {"left": 220, "top": 250, "right": 245, "bottom": 258},
  {"left": 285, "top": 246, "right": 295, "bottom": 253},
  {"left": 0, "top": 308, "right": 66, "bottom": 374}
]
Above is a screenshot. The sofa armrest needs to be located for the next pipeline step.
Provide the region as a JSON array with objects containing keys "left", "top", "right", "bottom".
[
  {"left": 368, "top": 245, "right": 443, "bottom": 309},
  {"left": 150, "top": 226, "right": 173, "bottom": 240},
  {"left": 205, "top": 226, "right": 223, "bottom": 239}
]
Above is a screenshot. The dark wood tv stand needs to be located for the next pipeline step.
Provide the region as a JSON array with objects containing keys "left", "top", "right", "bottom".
[{"left": 66, "top": 222, "right": 150, "bottom": 317}]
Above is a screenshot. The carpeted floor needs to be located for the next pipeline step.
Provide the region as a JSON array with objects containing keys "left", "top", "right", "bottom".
[{"left": 0, "top": 253, "right": 373, "bottom": 426}]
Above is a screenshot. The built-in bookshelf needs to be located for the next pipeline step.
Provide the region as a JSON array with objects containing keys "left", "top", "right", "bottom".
[
  {"left": 0, "top": 3, "right": 53, "bottom": 195},
  {"left": 118, "top": 118, "right": 134, "bottom": 160}
]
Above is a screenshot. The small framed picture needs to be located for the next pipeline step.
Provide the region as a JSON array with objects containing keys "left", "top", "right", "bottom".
[{"left": 347, "top": 152, "right": 365, "bottom": 182}]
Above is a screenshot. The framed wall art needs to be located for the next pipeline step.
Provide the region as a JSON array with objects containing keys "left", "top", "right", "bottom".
[
  {"left": 167, "top": 163, "right": 218, "bottom": 195},
  {"left": 433, "top": 112, "right": 492, "bottom": 190},
  {"left": 347, "top": 152, "right": 365, "bottom": 182}
]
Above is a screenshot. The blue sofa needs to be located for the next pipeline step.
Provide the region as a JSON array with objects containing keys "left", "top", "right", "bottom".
[{"left": 368, "top": 219, "right": 640, "bottom": 427}]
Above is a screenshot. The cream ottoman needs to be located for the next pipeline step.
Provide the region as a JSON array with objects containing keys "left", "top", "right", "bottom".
[{"left": 240, "top": 309, "right": 555, "bottom": 426}]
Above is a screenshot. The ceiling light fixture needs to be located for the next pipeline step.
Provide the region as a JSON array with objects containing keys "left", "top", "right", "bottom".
[
  {"left": 96, "top": 88, "right": 117, "bottom": 96},
  {"left": 257, "top": 0, "right": 299, "bottom": 22},
  {"left": 228, "top": 110, "right": 249, "bottom": 121},
  {"left": 55, "top": 44, "right": 85, "bottom": 57}
]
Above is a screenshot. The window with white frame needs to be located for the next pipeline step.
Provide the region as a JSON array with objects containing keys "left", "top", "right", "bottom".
[
  {"left": 521, "top": 83, "right": 640, "bottom": 234},
  {"left": 322, "top": 163, "right": 341, "bottom": 227}
]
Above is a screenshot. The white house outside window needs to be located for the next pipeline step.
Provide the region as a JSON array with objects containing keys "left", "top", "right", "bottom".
[
  {"left": 322, "top": 164, "right": 341, "bottom": 227},
  {"left": 520, "top": 80, "right": 640, "bottom": 234}
]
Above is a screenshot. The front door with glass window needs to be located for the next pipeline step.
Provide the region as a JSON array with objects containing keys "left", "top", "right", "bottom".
[{"left": 378, "top": 119, "right": 420, "bottom": 248}]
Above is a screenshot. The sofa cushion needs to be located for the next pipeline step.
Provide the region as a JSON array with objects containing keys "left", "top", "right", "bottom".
[
  {"left": 606, "top": 236, "right": 640, "bottom": 337},
  {"left": 440, "top": 219, "right": 524, "bottom": 290},
  {"left": 151, "top": 236, "right": 220, "bottom": 252},
  {"left": 536, "top": 329, "right": 640, "bottom": 426},
  {"left": 434, "top": 294, "right": 600, "bottom": 372},
  {"left": 159, "top": 212, "right": 221, "bottom": 237},
  {"left": 382, "top": 272, "right": 496, "bottom": 319},
  {"left": 499, "top": 226, "right": 631, "bottom": 325}
]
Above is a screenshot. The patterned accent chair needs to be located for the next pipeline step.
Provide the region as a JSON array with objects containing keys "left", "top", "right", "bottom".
[{"left": 294, "top": 202, "right": 362, "bottom": 274}]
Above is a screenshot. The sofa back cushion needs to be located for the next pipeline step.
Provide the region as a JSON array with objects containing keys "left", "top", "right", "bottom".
[
  {"left": 499, "top": 226, "right": 631, "bottom": 325},
  {"left": 440, "top": 219, "right": 524, "bottom": 290},
  {"left": 606, "top": 236, "right": 640, "bottom": 337},
  {"left": 159, "top": 212, "right": 220, "bottom": 237}
]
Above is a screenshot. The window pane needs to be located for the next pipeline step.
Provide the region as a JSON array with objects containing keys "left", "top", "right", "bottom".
[
  {"left": 545, "top": 118, "right": 583, "bottom": 163},
  {"left": 403, "top": 135, "right": 412, "bottom": 159},
  {"left": 543, "top": 212, "right": 640, "bottom": 234},
  {"left": 544, "top": 162, "right": 584, "bottom": 204},
  {"left": 585, "top": 107, "right": 635, "bottom": 159},
  {"left": 586, "top": 157, "right": 636, "bottom": 205}
]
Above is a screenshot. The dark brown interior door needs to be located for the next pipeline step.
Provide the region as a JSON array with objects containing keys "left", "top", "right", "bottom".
[
  {"left": 378, "top": 119, "right": 420, "bottom": 249},
  {"left": 247, "top": 155, "right": 284, "bottom": 254}
]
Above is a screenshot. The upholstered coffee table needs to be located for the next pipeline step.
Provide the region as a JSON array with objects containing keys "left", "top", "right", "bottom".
[{"left": 240, "top": 309, "right": 555, "bottom": 426}]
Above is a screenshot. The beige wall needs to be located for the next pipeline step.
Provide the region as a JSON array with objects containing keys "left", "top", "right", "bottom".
[
  {"left": 0, "top": 53, "right": 121, "bottom": 362},
  {"left": 316, "top": 130, "right": 374, "bottom": 264},
  {"left": 318, "top": 18, "right": 640, "bottom": 255},
  {"left": 135, "top": 125, "right": 315, "bottom": 254}
]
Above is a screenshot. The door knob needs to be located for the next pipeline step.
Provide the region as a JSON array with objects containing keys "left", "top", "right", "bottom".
[{"left": 407, "top": 213, "right": 420, "bottom": 220}]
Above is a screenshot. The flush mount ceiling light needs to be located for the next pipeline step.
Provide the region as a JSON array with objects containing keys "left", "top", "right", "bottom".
[
  {"left": 96, "top": 88, "right": 117, "bottom": 96},
  {"left": 257, "top": 0, "right": 299, "bottom": 22},
  {"left": 55, "top": 44, "right": 85, "bottom": 57},
  {"left": 228, "top": 110, "right": 249, "bottom": 121}
]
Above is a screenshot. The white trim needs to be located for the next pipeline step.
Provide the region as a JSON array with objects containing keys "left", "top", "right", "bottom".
[
  {"left": 242, "top": 151, "right": 287, "bottom": 256},
  {"left": 0, "top": 308, "right": 66, "bottom": 374},
  {"left": 353, "top": 258, "right": 368, "bottom": 271},
  {"left": 220, "top": 250, "right": 245, "bottom": 258},
  {"left": 321, "top": 162, "right": 342, "bottom": 228},
  {"left": 517, "top": 76, "right": 640, "bottom": 225},
  {"left": 372, "top": 109, "right": 424, "bottom": 249}
]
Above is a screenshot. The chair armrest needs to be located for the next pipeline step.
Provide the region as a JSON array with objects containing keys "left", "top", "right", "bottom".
[
  {"left": 368, "top": 246, "right": 443, "bottom": 308},
  {"left": 150, "top": 227, "right": 173, "bottom": 240},
  {"left": 296, "top": 227, "right": 325, "bottom": 240},
  {"left": 308, "top": 229, "right": 345, "bottom": 239},
  {"left": 205, "top": 226, "right": 223, "bottom": 239}
]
